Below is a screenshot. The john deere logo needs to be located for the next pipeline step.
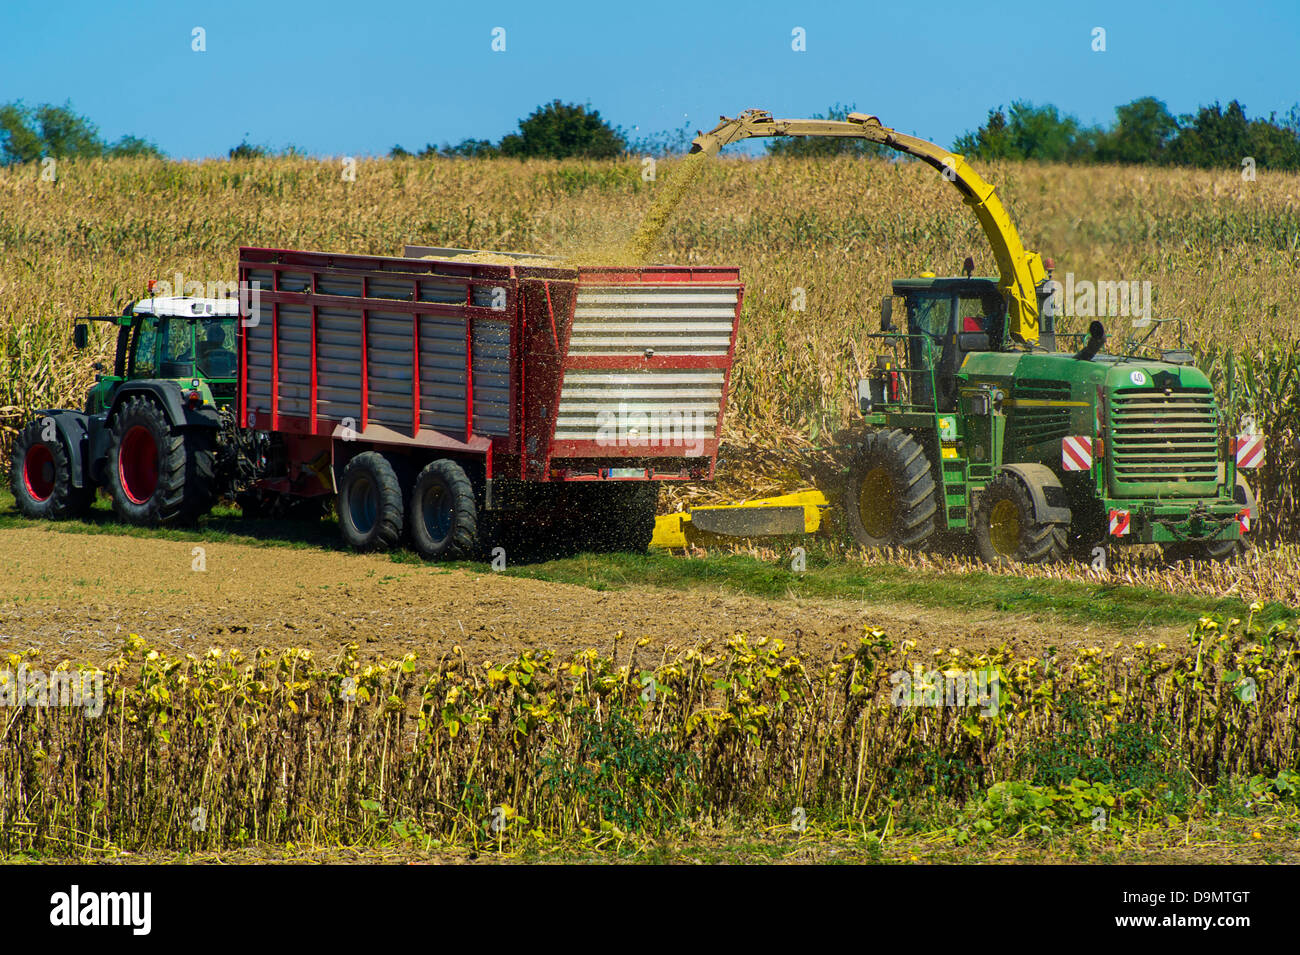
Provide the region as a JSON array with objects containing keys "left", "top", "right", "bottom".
[{"left": 1129, "top": 370, "right": 1146, "bottom": 386}]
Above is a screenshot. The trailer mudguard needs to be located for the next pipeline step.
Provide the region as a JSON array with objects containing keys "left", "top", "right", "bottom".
[
  {"left": 108, "top": 381, "right": 223, "bottom": 430},
  {"left": 996, "top": 463, "right": 1072, "bottom": 526}
]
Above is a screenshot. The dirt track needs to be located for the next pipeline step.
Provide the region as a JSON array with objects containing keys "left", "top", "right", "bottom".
[{"left": 0, "top": 526, "right": 1177, "bottom": 668}]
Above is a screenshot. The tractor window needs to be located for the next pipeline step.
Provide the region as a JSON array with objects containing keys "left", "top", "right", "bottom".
[
  {"left": 130, "top": 319, "right": 158, "bottom": 377},
  {"left": 196, "top": 319, "right": 237, "bottom": 378},
  {"left": 161, "top": 320, "right": 194, "bottom": 364}
]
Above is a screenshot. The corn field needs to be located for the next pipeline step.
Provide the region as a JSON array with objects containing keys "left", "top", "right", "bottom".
[
  {"left": 2, "top": 154, "right": 1299, "bottom": 534},
  {"left": 1, "top": 612, "right": 1296, "bottom": 855}
]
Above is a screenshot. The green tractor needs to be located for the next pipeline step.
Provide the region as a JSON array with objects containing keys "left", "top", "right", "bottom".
[
  {"left": 10, "top": 295, "right": 240, "bottom": 526},
  {"left": 846, "top": 272, "right": 1255, "bottom": 564}
]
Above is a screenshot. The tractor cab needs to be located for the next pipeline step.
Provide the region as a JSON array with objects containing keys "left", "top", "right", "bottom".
[
  {"left": 886, "top": 276, "right": 1006, "bottom": 411},
  {"left": 76, "top": 296, "right": 240, "bottom": 414}
]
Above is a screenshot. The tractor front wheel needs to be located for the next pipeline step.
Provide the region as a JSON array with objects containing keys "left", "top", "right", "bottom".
[
  {"left": 106, "top": 397, "right": 215, "bottom": 526},
  {"left": 973, "top": 473, "right": 1067, "bottom": 566},
  {"left": 843, "top": 429, "right": 937, "bottom": 550},
  {"left": 9, "top": 419, "right": 93, "bottom": 519}
]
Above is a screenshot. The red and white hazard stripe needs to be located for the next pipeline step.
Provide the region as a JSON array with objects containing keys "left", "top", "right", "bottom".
[
  {"left": 1108, "top": 509, "right": 1131, "bottom": 537},
  {"left": 1062, "top": 435, "right": 1093, "bottom": 472},
  {"left": 1233, "top": 434, "right": 1265, "bottom": 469},
  {"left": 1238, "top": 509, "right": 1251, "bottom": 535}
]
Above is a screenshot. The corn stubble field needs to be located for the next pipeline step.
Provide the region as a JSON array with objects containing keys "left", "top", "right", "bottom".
[{"left": 2, "top": 154, "right": 1299, "bottom": 861}]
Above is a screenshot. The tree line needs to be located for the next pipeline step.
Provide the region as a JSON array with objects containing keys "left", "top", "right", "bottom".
[{"left": 4, "top": 97, "right": 1298, "bottom": 170}]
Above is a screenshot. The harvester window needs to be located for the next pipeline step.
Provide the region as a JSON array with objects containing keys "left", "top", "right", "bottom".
[
  {"left": 956, "top": 292, "right": 1004, "bottom": 343},
  {"left": 910, "top": 294, "right": 952, "bottom": 340}
]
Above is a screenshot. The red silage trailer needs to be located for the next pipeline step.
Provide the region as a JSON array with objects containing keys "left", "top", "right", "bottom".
[{"left": 237, "top": 245, "right": 743, "bottom": 558}]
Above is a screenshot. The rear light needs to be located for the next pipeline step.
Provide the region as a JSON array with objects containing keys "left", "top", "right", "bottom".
[{"left": 185, "top": 390, "right": 203, "bottom": 408}]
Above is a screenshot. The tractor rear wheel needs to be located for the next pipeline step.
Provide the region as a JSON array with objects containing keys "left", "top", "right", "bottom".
[
  {"left": 336, "top": 452, "right": 404, "bottom": 551},
  {"left": 106, "top": 396, "right": 216, "bottom": 526},
  {"left": 407, "top": 458, "right": 479, "bottom": 560},
  {"left": 973, "top": 473, "right": 1067, "bottom": 566},
  {"left": 843, "top": 429, "right": 937, "bottom": 550},
  {"left": 9, "top": 419, "right": 93, "bottom": 520}
]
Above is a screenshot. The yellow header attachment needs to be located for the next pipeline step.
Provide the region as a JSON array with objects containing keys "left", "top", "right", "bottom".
[{"left": 691, "top": 109, "right": 1046, "bottom": 345}]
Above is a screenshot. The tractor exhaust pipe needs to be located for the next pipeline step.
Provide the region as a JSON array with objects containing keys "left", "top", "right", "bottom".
[{"left": 1074, "top": 321, "right": 1106, "bottom": 361}]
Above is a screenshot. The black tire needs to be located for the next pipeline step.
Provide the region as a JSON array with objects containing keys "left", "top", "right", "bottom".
[
  {"left": 407, "top": 458, "right": 478, "bottom": 560},
  {"left": 336, "top": 452, "right": 404, "bottom": 551},
  {"left": 842, "top": 429, "right": 937, "bottom": 549},
  {"left": 1163, "top": 475, "right": 1254, "bottom": 563},
  {"left": 9, "top": 418, "right": 93, "bottom": 519},
  {"left": 973, "top": 473, "right": 1067, "bottom": 566},
  {"left": 106, "top": 396, "right": 216, "bottom": 526}
]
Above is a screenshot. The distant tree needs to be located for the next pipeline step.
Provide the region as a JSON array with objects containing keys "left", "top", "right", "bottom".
[
  {"left": 1167, "top": 100, "right": 1300, "bottom": 170},
  {"left": 766, "top": 104, "right": 887, "bottom": 157},
  {"left": 1095, "top": 97, "right": 1178, "bottom": 164},
  {"left": 0, "top": 103, "right": 44, "bottom": 164},
  {"left": 389, "top": 144, "right": 412, "bottom": 158},
  {"left": 497, "top": 101, "right": 625, "bottom": 159},
  {"left": 107, "top": 134, "right": 164, "bottom": 159},
  {"left": 438, "top": 138, "right": 499, "bottom": 158},
  {"left": 228, "top": 139, "right": 268, "bottom": 159},
  {"left": 954, "top": 101, "right": 1093, "bottom": 162},
  {"left": 33, "top": 102, "right": 104, "bottom": 159}
]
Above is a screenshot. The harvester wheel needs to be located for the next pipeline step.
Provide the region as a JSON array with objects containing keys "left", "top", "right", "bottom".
[
  {"left": 973, "top": 473, "right": 1067, "bottom": 566},
  {"left": 336, "top": 452, "right": 404, "bottom": 551},
  {"left": 1162, "top": 474, "right": 1255, "bottom": 563},
  {"left": 407, "top": 458, "right": 478, "bottom": 560},
  {"left": 9, "top": 419, "right": 93, "bottom": 519},
  {"left": 106, "top": 396, "right": 216, "bottom": 526},
  {"left": 843, "top": 429, "right": 937, "bottom": 550}
]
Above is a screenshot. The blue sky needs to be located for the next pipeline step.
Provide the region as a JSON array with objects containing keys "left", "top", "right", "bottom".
[{"left": 2, "top": 0, "right": 1296, "bottom": 159}]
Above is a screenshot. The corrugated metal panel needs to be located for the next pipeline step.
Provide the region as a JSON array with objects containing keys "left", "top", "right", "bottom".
[
  {"left": 418, "top": 314, "right": 467, "bottom": 434},
  {"left": 366, "top": 311, "right": 413, "bottom": 428},
  {"left": 570, "top": 285, "right": 737, "bottom": 356},
  {"left": 315, "top": 308, "right": 361, "bottom": 422},
  {"left": 555, "top": 369, "right": 724, "bottom": 443},
  {"left": 472, "top": 319, "right": 510, "bottom": 436},
  {"left": 276, "top": 305, "right": 312, "bottom": 417}
]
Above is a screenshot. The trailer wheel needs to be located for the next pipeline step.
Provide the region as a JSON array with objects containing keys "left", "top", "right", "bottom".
[
  {"left": 336, "top": 452, "right": 404, "bottom": 551},
  {"left": 1163, "top": 475, "right": 1254, "bottom": 563},
  {"left": 843, "top": 429, "right": 937, "bottom": 550},
  {"left": 407, "top": 458, "right": 478, "bottom": 560},
  {"left": 106, "top": 396, "right": 216, "bottom": 526},
  {"left": 973, "top": 473, "right": 1067, "bottom": 566},
  {"left": 9, "top": 419, "right": 93, "bottom": 520}
]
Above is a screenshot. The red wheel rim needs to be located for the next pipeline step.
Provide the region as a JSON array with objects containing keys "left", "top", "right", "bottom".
[
  {"left": 119, "top": 425, "right": 159, "bottom": 504},
  {"left": 23, "top": 444, "right": 55, "bottom": 502}
]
